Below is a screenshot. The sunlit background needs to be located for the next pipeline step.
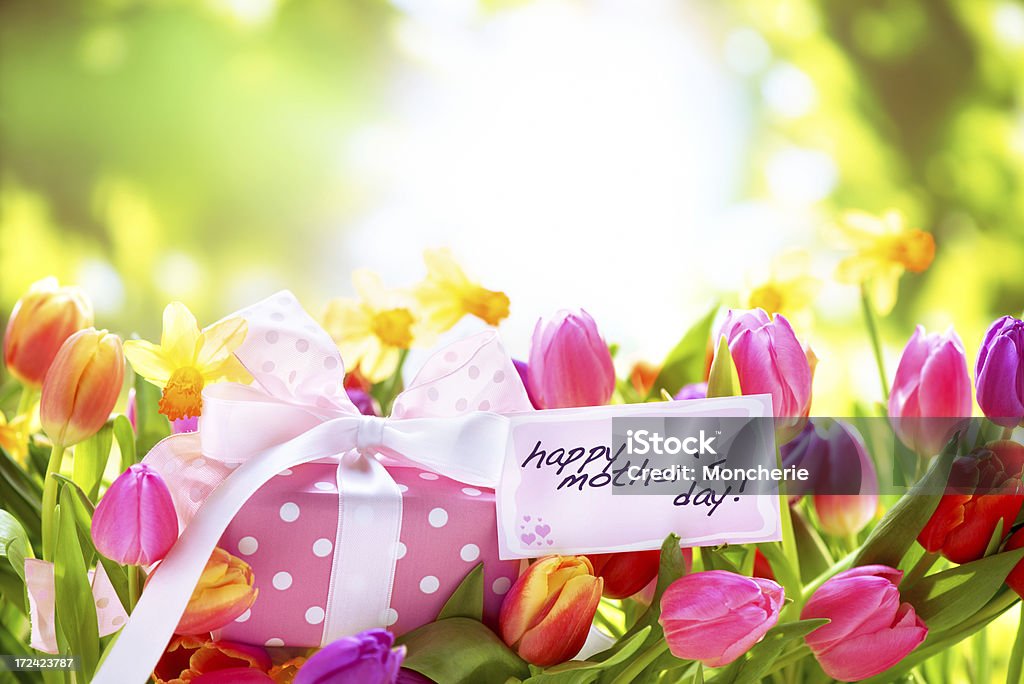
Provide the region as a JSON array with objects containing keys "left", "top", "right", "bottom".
[{"left": 4, "top": 0, "right": 1024, "bottom": 413}]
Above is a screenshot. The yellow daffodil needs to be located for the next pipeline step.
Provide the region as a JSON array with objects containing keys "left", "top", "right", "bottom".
[
  {"left": 834, "top": 209, "right": 935, "bottom": 314},
  {"left": 0, "top": 410, "right": 30, "bottom": 466},
  {"left": 323, "top": 270, "right": 428, "bottom": 383},
  {"left": 413, "top": 248, "right": 510, "bottom": 332},
  {"left": 744, "top": 250, "right": 820, "bottom": 324},
  {"left": 123, "top": 303, "right": 250, "bottom": 421}
]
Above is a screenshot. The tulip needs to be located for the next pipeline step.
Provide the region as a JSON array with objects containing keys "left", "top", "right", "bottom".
[
  {"left": 176, "top": 547, "right": 258, "bottom": 634},
  {"left": 192, "top": 670, "right": 274, "bottom": 683},
  {"left": 294, "top": 629, "right": 404, "bottom": 684},
  {"left": 587, "top": 550, "right": 660, "bottom": 599},
  {"left": 719, "top": 309, "right": 812, "bottom": 443},
  {"left": 976, "top": 315, "right": 1024, "bottom": 427},
  {"left": 659, "top": 570, "right": 783, "bottom": 667},
  {"left": 499, "top": 555, "right": 603, "bottom": 666},
  {"left": 528, "top": 310, "right": 615, "bottom": 409},
  {"left": 92, "top": 463, "right": 179, "bottom": 566},
  {"left": 673, "top": 382, "right": 707, "bottom": 401},
  {"left": 782, "top": 419, "right": 879, "bottom": 536},
  {"left": 918, "top": 440, "right": 1024, "bottom": 563},
  {"left": 512, "top": 359, "right": 539, "bottom": 408},
  {"left": 1004, "top": 528, "right": 1024, "bottom": 598},
  {"left": 802, "top": 565, "right": 927, "bottom": 681},
  {"left": 628, "top": 361, "right": 660, "bottom": 396},
  {"left": 346, "top": 387, "right": 378, "bottom": 417},
  {"left": 40, "top": 328, "right": 124, "bottom": 448},
  {"left": 3, "top": 277, "right": 93, "bottom": 387},
  {"left": 153, "top": 635, "right": 271, "bottom": 684},
  {"left": 888, "top": 326, "right": 972, "bottom": 456},
  {"left": 752, "top": 549, "right": 774, "bottom": 581}
]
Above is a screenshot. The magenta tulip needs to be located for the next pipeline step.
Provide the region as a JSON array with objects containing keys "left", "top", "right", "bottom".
[
  {"left": 719, "top": 309, "right": 812, "bottom": 442},
  {"left": 91, "top": 463, "right": 179, "bottom": 566},
  {"left": 802, "top": 565, "right": 927, "bottom": 681},
  {"left": 295, "top": 629, "right": 404, "bottom": 684},
  {"left": 976, "top": 315, "right": 1024, "bottom": 427},
  {"left": 889, "top": 326, "right": 972, "bottom": 456},
  {"left": 528, "top": 310, "right": 615, "bottom": 409},
  {"left": 659, "top": 570, "right": 783, "bottom": 667},
  {"left": 673, "top": 382, "right": 707, "bottom": 401}
]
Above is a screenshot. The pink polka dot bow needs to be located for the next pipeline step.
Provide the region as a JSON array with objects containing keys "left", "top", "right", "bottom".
[{"left": 93, "top": 291, "right": 533, "bottom": 684}]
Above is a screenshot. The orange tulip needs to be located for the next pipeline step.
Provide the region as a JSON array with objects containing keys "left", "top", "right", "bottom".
[
  {"left": 3, "top": 278, "right": 93, "bottom": 387},
  {"left": 175, "top": 547, "right": 258, "bottom": 635},
  {"left": 153, "top": 635, "right": 271, "bottom": 684},
  {"left": 40, "top": 328, "right": 124, "bottom": 447},
  {"left": 498, "top": 555, "right": 603, "bottom": 667}
]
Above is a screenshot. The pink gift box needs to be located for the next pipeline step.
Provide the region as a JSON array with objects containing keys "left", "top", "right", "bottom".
[{"left": 213, "top": 461, "right": 520, "bottom": 646}]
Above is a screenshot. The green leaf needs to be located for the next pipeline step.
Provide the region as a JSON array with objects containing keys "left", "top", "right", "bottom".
[
  {"left": 0, "top": 508, "right": 35, "bottom": 585},
  {"left": 791, "top": 507, "right": 834, "bottom": 583},
  {"left": 852, "top": 434, "right": 959, "bottom": 568},
  {"left": 133, "top": 375, "right": 170, "bottom": 459},
  {"left": 705, "top": 336, "right": 738, "bottom": 399},
  {"left": 397, "top": 617, "right": 530, "bottom": 683},
  {"left": 717, "top": 618, "right": 829, "bottom": 684},
  {"left": 54, "top": 489, "right": 100, "bottom": 679},
  {"left": 0, "top": 616, "right": 39, "bottom": 684},
  {"left": 0, "top": 446, "right": 42, "bottom": 542},
  {"left": 112, "top": 414, "right": 137, "bottom": 473},
  {"left": 648, "top": 304, "right": 717, "bottom": 399},
  {"left": 73, "top": 421, "right": 113, "bottom": 501},
  {"left": 540, "top": 626, "right": 652, "bottom": 680},
  {"left": 903, "top": 546, "right": 1024, "bottom": 631},
  {"left": 437, "top": 563, "right": 484, "bottom": 622}
]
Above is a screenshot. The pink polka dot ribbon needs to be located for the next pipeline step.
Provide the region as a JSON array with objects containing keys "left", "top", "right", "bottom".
[{"left": 90, "top": 291, "right": 532, "bottom": 684}]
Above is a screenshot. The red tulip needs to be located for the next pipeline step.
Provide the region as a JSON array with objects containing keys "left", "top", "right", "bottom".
[
  {"left": 587, "top": 550, "right": 661, "bottom": 599},
  {"left": 499, "top": 555, "right": 603, "bottom": 666},
  {"left": 918, "top": 441, "right": 1024, "bottom": 564}
]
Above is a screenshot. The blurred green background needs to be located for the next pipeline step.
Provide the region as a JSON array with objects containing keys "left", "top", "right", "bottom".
[{"left": 3, "top": 0, "right": 1024, "bottom": 407}]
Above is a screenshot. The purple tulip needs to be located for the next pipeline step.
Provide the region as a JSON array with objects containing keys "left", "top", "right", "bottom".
[
  {"left": 528, "top": 310, "right": 615, "bottom": 409},
  {"left": 976, "top": 316, "right": 1024, "bottom": 428},
  {"left": 659, "top": 570, "right": 784, "bottom": 667},
  {"left": 889, "top": 326, "right": 972, "bottom": 455},
  {"left": 802, "top": 565, "right": 927, "bottom": 681},
  {"left": 673, "top": 382, "right": 707, "bottom": 401},
  {"left": 346, "top": 387, "right": 379, "bottom": 416},
  {"left": 719, "top": 309, "right": 812, "bottom": 442},
  {"left": 512, "top": 359, "right": 540, "bottom": 409},
  {"left": 295, "top": 629, "right": 404, "bottom": 684},
  {"left": 91, "top": 463, "right": 179, "bottom": 566}
]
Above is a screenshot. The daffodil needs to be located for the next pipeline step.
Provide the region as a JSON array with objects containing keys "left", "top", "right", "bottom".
[
  {"left": 413, "top": 248, "right": 510, "bottom": 332},
  {"left": 323, "top": 270, "right": 428, "bottom": 383},
  {"left": 123, "top": 303, "right": 250, "bottom": 421},
  {"left": 0, "top": 410, "right": 30, "bottom": 466},
  {"left": 834, "top": 209, "right": 935, "bottom": 314},
  {"left": 744, "top": 250, "right": 820, "bottom": 324}
]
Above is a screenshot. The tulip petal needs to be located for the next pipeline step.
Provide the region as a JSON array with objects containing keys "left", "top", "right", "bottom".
[
  {"left": 813, "top": 606, "right": 927, "bottom": 681},
  {"left": 517, "top": 575, "right": 603, "bottom": 666}
]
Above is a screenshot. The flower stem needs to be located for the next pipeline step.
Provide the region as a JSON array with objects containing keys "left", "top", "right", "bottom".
[
  {"left": 127, "top": 565, "right": 142, "bottom": 613},
  {"left": 1007, "top": 605, "right": 1024, "bottom": 684},
  {"left": 1003, "top": 426, "right": 1016, "bottom": 441},
  {"left": 41, "top": 441, "right": 65, "bottom": 562},
  {"left": 15, "top": 385, "right": 37, "bottom": 419},
  {"left": 860, "top": 285, "right": 889, "bottom": 402},
  {"left": 902, "top": 551, "right": 940, "bottom": 591},
  {"left": 608, "top": 640, "right": 670, "bottom": 684}
]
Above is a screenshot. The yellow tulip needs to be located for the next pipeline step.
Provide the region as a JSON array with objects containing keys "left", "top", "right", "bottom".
[{"left": 175, "top": 547, "right": 258, "bottom": 635}]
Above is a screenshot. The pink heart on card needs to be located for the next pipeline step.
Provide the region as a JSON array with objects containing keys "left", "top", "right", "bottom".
[
  {"left": 535, "top": 524, "right": 551, "bottom": 537},
  {"left": 547, "top": 540, "right": 553, "bottom": 545},
  {"left": 524, "top": 516, "right": 531, "bottom": 522},
  {"left": 521, "top": 533, "right": 536, "bottom": 545}
]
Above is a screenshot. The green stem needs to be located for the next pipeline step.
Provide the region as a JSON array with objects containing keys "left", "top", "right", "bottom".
[
  {"left": 1008, "top": 606, "right": 1024, "bottom": 684},
  {"left": 860, "top": 285, "right": 889, "bottom": 402},
  {"left": 1003, "top": 426, "right": 1016, "bottom": 441},
  {"left": 16, "top": 385, "right": 37, "bottom": 419},
  {"left": 378, "top": 349, "right": 410, "bottom": 415},
  {"left": 608, "top": 640, "right": 669, "bottom": 684},
  {"left": 41, "top": 441, "right": 65, "bottom": 562},
  {"left": 902, "top": 551, "right": 940, "bottom": 591},
  {"left": 127, "top": 565, "right": 142, "bottom": 613}
]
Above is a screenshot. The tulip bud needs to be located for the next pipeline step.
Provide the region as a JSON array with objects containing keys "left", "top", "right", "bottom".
[
  {"left": 587, "top": 550, "right": 660, "bottom": 599},
  {"left": 719, "top": 309, "right": 812, "bottom": 443},
  {"left": 3, "top": 278, "right": 93, "bottom": 387},
  {"left": 918, "top": 440, "right": 1024, "bottom": 564},
  {"left": 499, "top": 555, "right": 603, "bottom": 666},
  {"left": 889, "top": 326, "right": 972, "bottom": 456},
  {"left": 659, "top": 570, "right": 783, "bottom": 667},
  {"left": 40, "top": 329, "right": 124, "bottom": 447},
  {"left": 92, "top": 463, "right": 178, "bottom": 566},
  {"left": 528, "top": 310, "right": 615, "bottom": 409},
  {"left": 976, "top": 316, "right": 1024, "bottom": 427},
  {"left": 294, "top": 629, "right": 405, "bottom": 684},
  {"left": 176, "top": 547, "right": 258, "bottom": 635},
  {"left": 802, "top": 565, "right": 927, "bottom": 681}
]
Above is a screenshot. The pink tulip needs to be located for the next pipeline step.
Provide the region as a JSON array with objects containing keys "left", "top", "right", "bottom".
[
  {"left": 91, "top": 463, "right": 179, "bottom": 566},
  {"left": 889, "top": 326, "right": 972, "bottom": 456},
  {"left": 659, "top": 570, "right": 784, "bottom": 667},
  {"left": 720, "top": 309, "right": 812, "bottom": 443},
  {"left": 528, "top": 310, "right": 615, "bottom": 409},
  {"left": 802, "top": 565, "right": 927, "bottom": 681}
]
